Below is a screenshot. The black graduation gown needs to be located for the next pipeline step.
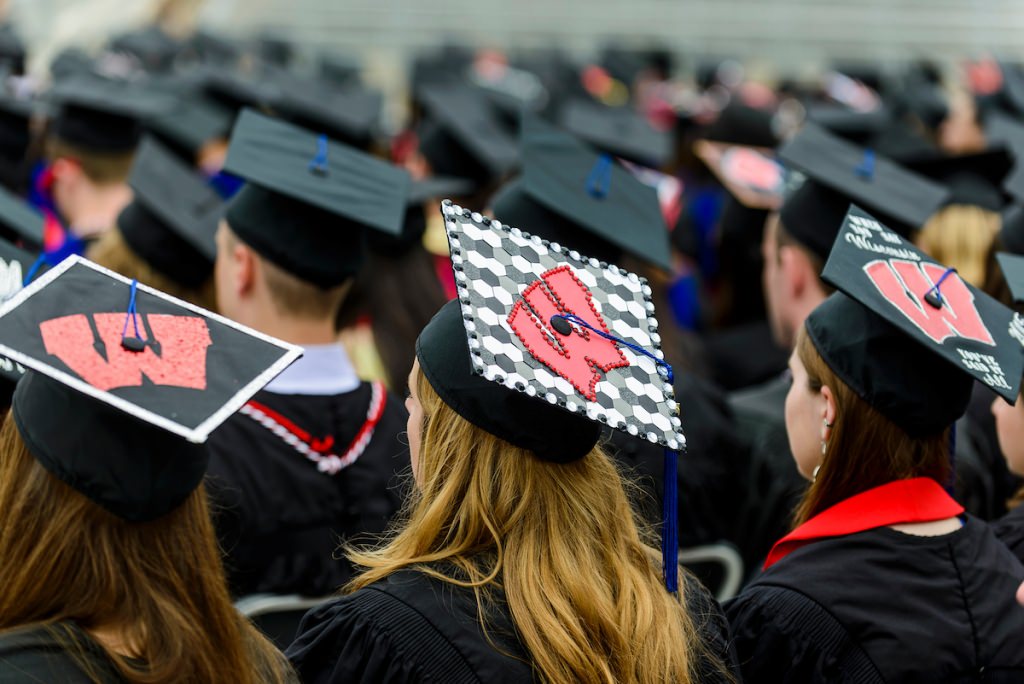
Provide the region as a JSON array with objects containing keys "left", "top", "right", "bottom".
[
  {"left": 286, "top": 567, "right": 740, "bottom": 683},
  {"left": 726, "top": 517, "right": 1024, "bottom": 683},
  {"left": 0, "top": 623, "right": 124, "bottom": 683},
  {"left": 992, "top": 503, "right": 1024, "bottom": 563},
  {"left": 206, "top": 383, "right": 410, "bottom": 597}
]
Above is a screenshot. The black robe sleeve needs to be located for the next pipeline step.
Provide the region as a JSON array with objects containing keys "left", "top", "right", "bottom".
[
  {"left": 725, "top": 585, "right": 885, "bottom": 684},
  {"left": 682, "top": 572, "right": 742, "bottom": 683},
  {"left": 286, "top": 594, "right": 425, "bottom": 684}
]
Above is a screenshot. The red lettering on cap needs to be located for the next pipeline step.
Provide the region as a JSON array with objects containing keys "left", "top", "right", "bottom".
[
  {"left": 40, "top": 313, "right": 212, "bottom": 391},
  {"left": 864, "top": 259, "right": 994, "bottom": 346},
  {"left": 508, "top": 265, "right": 628, "bottom": 401}
]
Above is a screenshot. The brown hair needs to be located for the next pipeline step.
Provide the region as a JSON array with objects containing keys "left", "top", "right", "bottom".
[
  {"left": 347, "top": 368, "right": 732, "bottom": 684},
  {"left": 793, "top": 327, "right": 952, "bottom": 525},
  {"left": 0, "top": 415, "right": 294, "bottom": 684},
  {"left": 914, "top": 204, "right": 1000, "bottom": 288},
  {"left": 86, "top": 228, "right": 217, "bottom": 311},
  {"left": 46, "top": 138, "right": 134, "bottom": 186}
]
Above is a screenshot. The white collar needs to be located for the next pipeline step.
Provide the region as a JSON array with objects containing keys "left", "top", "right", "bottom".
[{"left": 263, "top": 343, "right": 361, "bottom": 396}]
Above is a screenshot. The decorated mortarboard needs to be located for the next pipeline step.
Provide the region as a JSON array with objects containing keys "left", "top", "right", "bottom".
[
  {"left": 693, "top": 139, "right": 784, "bottom": 210},
  {"left": 983, "top": 111, "right": 1024, "bottom": 204},
  {"left": 901, "top": 146, "right": 1014, "bottom": 212},
  {"left": 559, "top": 98, "right": 672, "bottom": 168},
  {"left": 270, "top": 78, "right": 382, "bottom": 149},
  {"left": 118, "top": 137, "right": 223, "bottom": 288},
  {"left": 417, "top": 83, "right": 519, "bottom": 182},
  {"left": 222, "top": 109, "right": 411, "bottom": 287},
  {"left": 778, "top": 123, "right": 949, "bottom": 260},
  {"left": 0, "top": 184, "right": 43, "bottom": 250},
  {"left": 0, "top": 236, "right": 45, "bottom": 385},
  {"left": 144, "top": 92, "right": 234, "bottom": 162},
  {"left": 996, "top": 252, "right": 1024, "bottom": 304},
  {"left": 0, "top": 256, "right": 301, "bottom": 520},
  {"left": 490, "top": 115, "right": 672, "bottom": 270},
  {"left": 428, "top": 201, "right": 685, "bottom": 590},
  {"left": 810, "top": 205, "right": 1023, "bottom": 438},
  {"left": 46, "top": 76, "right": 174, "bottom": 152}
]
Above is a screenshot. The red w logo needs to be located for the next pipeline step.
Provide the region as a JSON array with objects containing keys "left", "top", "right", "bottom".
[
  {"left": 40, "top": 314, "right": 212, "bottom": 391},
  {"left": 864, "top": 259, "right": 994, "bottom": 346},
  {"left": 508, "top": 265, "right": 628, "bottom": 400}
]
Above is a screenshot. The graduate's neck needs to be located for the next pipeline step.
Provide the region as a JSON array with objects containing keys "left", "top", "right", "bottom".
[
  {"left": 61, "top": 182, "right": 132, "bottom": 239},
  {"left": 242, "top": 306, "right": 339, "bottom": 346}
]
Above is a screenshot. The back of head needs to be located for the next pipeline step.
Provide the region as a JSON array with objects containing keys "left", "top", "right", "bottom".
[
  {"left": 348, "top": 366, "right": 724, "bottom": 684},
  {"left": 914, "top": 204, "right": 1001, "bottom": 287},
  {"left": 45, "top": 136, "right": 135, "bottom": 187},
  {"left": 793, "top": 319, "right": 954, "bottom": 525},
  {"left": 0, "top": 414, "right": 293, "bottom": 684}
]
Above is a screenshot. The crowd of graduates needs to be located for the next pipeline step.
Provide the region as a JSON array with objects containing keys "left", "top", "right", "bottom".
[{"left": 0, "top": 14, "right": 1024, "bottom": 683}]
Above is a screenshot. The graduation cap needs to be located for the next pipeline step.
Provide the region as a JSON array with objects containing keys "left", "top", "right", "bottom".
[
  {"left": 0, "top": 184, "right": 44, "bottom": 250},
  {"left": 368, "top": 176, "right": 476, "bottom": 255},
  {"left": 0, "top": 93, "right": 34, "bottom": 160},
  {"left": 777, "top": 123, "right": 949, "bottom": 260},
  {"left": 0, "top": 237, "right": 44, "bottom": 385},
  {"left": 810, "top": 205, "right": 1023, "bottom": 438},
  {"left": 107, "top": 25, "right": 180, "bottom": 72},
  {"left": 117, "top": 137, "right": 223, "bottom": 288},
  {"left": 693, "top": 139, "right": 783, "bottom": 210},
  {"left": 490, "top": 116, "right": 672, "bottom": 271},
  {"left": 319, "top": 52, "right": 362, "bottom": 87},
  {"left": 49, "top": 48, "right": 96, "bottom": 82},
  {"left": 144, "top": 92, "right": 235, "bottom": 163},
  {"left": 47, "top": 76, "right": 174, "bottom": 152},
  {"left": 222, "top": 109, "right": 411, "bottom": 287},
  {"left": 417, "top": 83, "right": 519, "bottom": 183},
  {"left": 0, "top": 256, "right": 300, "bottom": 520},
  {"left": 193, "top": 65, "right": 280, "bottom": 112},
  {"left": 559, "top": 98, "right": 673, "bottom": 168},
  {"left": 700, "top": 101, "right": 778, "bottom": 148},
  {"left": 996, "top": 252, "right": 1024, "bottom": 305},
  {"left": 270, "top": 78, "right": 382, "bottom": 149},
  {"left": 901, "top": 147, "right": 1014, "bottom": 212},
  {"left": 428, "top": 201, "right": 684, "bottom": 589},
  {"left": 805, "top": 104, "right": 892, "bottom": 145},
  {"left": 983, "top": 111, "right": 1024, "bottom": 204}
]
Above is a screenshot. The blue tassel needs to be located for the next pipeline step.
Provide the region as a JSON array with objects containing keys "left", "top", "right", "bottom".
[
  {"left": 22, "top": 253, "right": 47, "bottom": 287},
  {"left": 585, "top": 154, "right": 613, "bottom": 199},
  {"left": 663, "top": 448, "right": 679, "bottom": 593},
  {"left": 308, "top": 134, "right": 330, "bottom": 175},
  {"left": 854, "top": 149, "right": 876, "bottom": 180}
]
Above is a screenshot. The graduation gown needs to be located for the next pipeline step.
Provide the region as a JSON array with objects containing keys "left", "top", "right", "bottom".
[
  {"left": 992, "top": 503, "right": 1024, "bottom": 563},
  {"left": 206, "top": 344, "right": 410, "bottom": 598},
  {"left": 286, "top": 566, "right": 740, "bottom": 683},
  {"left": 726, "top": 479, "right": 1024, "bottom": 683},
  {"left": 0, "top": 623, "right": 124, "bottom": 683}
]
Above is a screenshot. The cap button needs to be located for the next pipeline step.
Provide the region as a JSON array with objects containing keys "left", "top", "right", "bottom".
[{"left": 551, "top": 316, "right": 573, "bottom": 336}]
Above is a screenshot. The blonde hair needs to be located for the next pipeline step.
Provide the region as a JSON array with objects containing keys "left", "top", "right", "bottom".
[
  {"left": 86, "top": 228, "right": 217, "bottom": 311},
  {"left": 914, "top": 204, "right": 1000, "bottom": 287},
  {"left": 347, "top": 368, "right": 728, "bottom": 684}
]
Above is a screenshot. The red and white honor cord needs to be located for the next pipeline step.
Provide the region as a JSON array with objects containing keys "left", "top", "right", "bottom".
[{"left": 239, "top": 382, "right": 387, "bottom": 475}]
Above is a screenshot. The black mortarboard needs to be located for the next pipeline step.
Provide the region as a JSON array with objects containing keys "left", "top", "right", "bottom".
[
  {"left": 1001, "top": 204, "right": 1024, "bottom": 256},
  {"left": 118, "top": 137, "right": 223, "bottom": 288},
  {"left": 490, "top": 116, "right": 671, "bottom": 270},
  {"left": 901, "top": 147, "right": 1014, "bottom": 212},
  {"left": 693, "top": 139, "right": 784, "bottom": 210},
  {"left": 701, "top": 101, "right": 778, "bottom": 148},
  {"left": 809, "top": 205, "right": 1022, "bottom": 437},
  {"left": 983, "top": 111, "right": 1024, "bottom": 204},
  {"left": 255, "top": 30, "right": 295, "bottom": 68},
  {"left": 107, "top": 26, "right": 180, "bottom": 72},
  {"left": 49, "top": 48, "right": 95, "bottom": 82},
  {"left": 47, "top": 76, "right": 173, "bottom": 152},
  {"left": 778, "top": 123, "right": 948, "bottom": 259},
  {"left": 0, "top": 184, "right": 44, "bottom": 250},
  {"left": 559, "top": 98, "right": 673, "bottom": 168},
  {"left": 805, "top": 104, "right": 891, "bottom": 145},
  {"left": 144, "top": 92, "right": 234, "bottom": 163},
  {"left": 368, "top": 176, "right": 476, "bottom": 255},
  {"left": 996, "top": 252, "right": 1024, "bottom": 304},
  {"left": 430, "top": 203, "right": 684, "bottom": 589},
  {"left": 902, "top": 83, "right": 949, "bottom": 132},
  {"left": 271, "top": 78, "right": 382, "bottom": 149},
  {"left": 319, "top": 52, "right": 362, "bottom": 87},
  {"left": 186, "top": 29, "right": 241, "bottom": 66},
  {"left": 193, "top": 65, "right": 279, "bottom": 113},
  {"left": 417, "top": 83, "right": 519, "bottom": 183},
  {"left": 0, "top": 256, "right": 301, "bottom": 520},
  {"left": 222, "top": 109, "right": 411, "bottom": 287}
]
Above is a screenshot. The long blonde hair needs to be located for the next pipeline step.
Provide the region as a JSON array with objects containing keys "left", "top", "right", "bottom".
[
  {"left": 914, "top": 204, "right": 1001, "bottom": 287},
  {"left": 0, "top": 415, "right": 293, "bottom": 684},
  {"left": 348, "top": 367, "right": 725, "bottom": 684}
]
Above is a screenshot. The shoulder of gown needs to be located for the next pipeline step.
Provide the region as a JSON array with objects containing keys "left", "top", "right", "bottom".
[{"left": 725, "top": 583, "right": 884, "bottom": 684}]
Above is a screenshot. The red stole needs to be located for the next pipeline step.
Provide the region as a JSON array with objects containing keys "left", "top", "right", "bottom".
[{"left": 764, "top": 478, "right": 964, "bottom": 570}]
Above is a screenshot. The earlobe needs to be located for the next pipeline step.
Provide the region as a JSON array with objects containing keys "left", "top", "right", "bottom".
[{"left": 820, "top": 384, "right": 837, "bottom": 428}]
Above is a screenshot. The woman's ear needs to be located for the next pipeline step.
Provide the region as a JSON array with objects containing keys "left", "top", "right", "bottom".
[{"left": 820, "top": 384, "right": 837, "bottom": 433}]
